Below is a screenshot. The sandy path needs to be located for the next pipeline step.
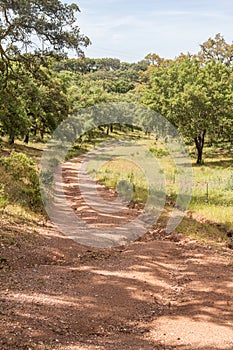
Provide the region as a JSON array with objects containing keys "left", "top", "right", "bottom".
[{"left": 0, "top": 158, "right": 233, "bottom": 350}]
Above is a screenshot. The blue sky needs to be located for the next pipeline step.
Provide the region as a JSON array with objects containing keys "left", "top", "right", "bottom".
[{"left": 67, "top": 0, "right": 233, "bottom": 62}]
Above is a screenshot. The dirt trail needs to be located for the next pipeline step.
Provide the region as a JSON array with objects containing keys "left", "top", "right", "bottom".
[{"left": 0, "top": 158, "right": 233, "bottom": 350}]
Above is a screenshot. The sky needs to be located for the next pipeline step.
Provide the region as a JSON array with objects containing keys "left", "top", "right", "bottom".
[{"left": 66, "top": 0, "right": 233, "bottom": 62}]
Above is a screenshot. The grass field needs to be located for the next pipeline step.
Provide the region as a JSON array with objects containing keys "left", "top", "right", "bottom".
[{"left": 83, "top": 132, "right": 233, "bottom": 232}]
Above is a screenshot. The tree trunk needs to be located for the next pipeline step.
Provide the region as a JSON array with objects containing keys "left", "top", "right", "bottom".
[
  {"left": 24, "top": 133, "right": 29, "bottom": 144},
  {"left": 9, "top": 134, "right": 15, "bottom": 145},
  {"left": 194, "top": 129, "right": 206, "bottom": 165},
  {"left": 40, "top": 130, "right": 44, "bottom": 140}
]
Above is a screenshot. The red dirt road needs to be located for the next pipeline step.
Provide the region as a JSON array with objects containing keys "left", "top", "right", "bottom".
[{"left": 0, "top": 158, "right": 233, "bottom": 350}]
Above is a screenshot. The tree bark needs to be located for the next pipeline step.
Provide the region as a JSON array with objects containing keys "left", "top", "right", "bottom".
[
  {"left": 24, "top": 133, "right": 29, "bottom": 144},
  {"left": 194, "top": 129, "right": 206, "bottom": 165},
  {"left": 40, "top": 129, "right": 44, "bottom": 140},
  {"left": 106, "top": 124, "right": 113, "bottom": 134},
  {"left": 9, "top": 134, "right": 15, "bottom": 145}
]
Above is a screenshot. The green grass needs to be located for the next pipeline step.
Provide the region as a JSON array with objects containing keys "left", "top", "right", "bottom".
[
  {"left": 174, "top": 215, "right": 228, "bottom": 244},
  {"left": 87, "top": 135, "right": 233, "bottom": 233},
  {"left": 189, "top": 145, "right": 233, "bottom": 229},
  {"left": 90, "top": 158, "right": 149, "bottom": 203}
]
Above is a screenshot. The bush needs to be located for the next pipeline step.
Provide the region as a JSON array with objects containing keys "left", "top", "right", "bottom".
[
  {"left": 226, "top": 173, "right": 233, "bottom": 191},
  {"left": 0, "top": 184, "right": 8, "bottom": 208},
  {"left": 149, "top": 147, "right": 169, "bottom": 158},
  {"left": 0, "top": 151, "right": 43, "bottom": 211}
]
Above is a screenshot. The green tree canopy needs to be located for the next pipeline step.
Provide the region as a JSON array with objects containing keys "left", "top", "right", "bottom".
[
  {"left": 0, "top": 1, "right": 90, "bottom": 143},
  {"left": 0, "top": 0, "right": 90, "bottom": 61},
  {"left": 0, "top": 62, "right": 69, "bottom": 143},
  {"left": 141, "top": 55, "right": 233, "bottom": 164},
  {"left": 198, "top": 33, "right": 233, "bottom": 66}
]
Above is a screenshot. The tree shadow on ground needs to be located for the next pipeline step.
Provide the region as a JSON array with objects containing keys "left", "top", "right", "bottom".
[{"left": 0, "top": 219, "right": 233, "bottom": 350}]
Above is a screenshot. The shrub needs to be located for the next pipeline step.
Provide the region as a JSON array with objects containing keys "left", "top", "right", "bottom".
[
  {"left": 225, "top": 173, "right": 233, "bottom": 191},
  {"left": 0, "top": 152, "right": 43, "bottom": 211},
  {"left": 0, "top": 184, "right": 8, "bottom": 208},
  {"left": 149, "top": 147, "right": 169, "bottom": 158}
]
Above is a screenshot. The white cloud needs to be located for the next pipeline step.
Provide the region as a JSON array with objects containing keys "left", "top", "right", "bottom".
[{"left": 74, "top": 0, "right": 233, "bottom": 62}]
